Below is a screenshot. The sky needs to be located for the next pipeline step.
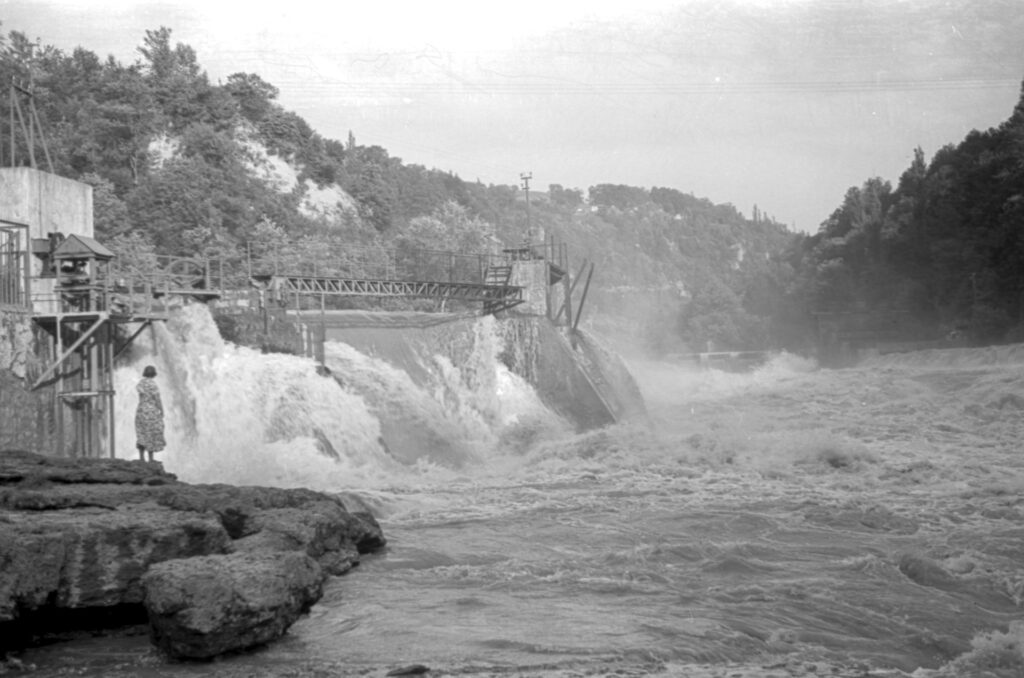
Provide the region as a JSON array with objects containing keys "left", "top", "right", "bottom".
[{"left": 2, "top": 0, "right": 1023, "bottom": 232}]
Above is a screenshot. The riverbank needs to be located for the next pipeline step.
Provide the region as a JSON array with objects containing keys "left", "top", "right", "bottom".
[{"left": 0, "top": 450, "right": 385, "bottom": 660}]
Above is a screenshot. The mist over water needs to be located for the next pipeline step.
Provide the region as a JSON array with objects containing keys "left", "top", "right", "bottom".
[{"left": 85, "top": 305, "right": 1024, "bottom": 677}]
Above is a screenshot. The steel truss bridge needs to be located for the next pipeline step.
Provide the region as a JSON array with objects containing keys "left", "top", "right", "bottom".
[
  {"left": 253, "top": 273, "right": 524, "bottom": 314},
  {"left": 233, "top": 240, "right": 571, "bottom": 315}
]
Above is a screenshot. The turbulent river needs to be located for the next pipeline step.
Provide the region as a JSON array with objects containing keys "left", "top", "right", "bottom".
[{"left": 23, "top": 306, "right": 1024, "bottom": 677}]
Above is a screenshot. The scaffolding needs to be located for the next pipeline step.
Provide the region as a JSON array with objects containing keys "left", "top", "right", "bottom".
[
  {"left": 23, "top": 238, "right": 227, "bottom": 457},
  {"left": 27, "top": 235, "right": 145, "bottom": 457},
  {"left": 0, "top": 218, "right": 30, "bottom": 308}
]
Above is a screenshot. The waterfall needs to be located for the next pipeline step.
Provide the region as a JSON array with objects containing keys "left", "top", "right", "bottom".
[{"left": 113, "top": 304, "right": 567, "bottom": 490}]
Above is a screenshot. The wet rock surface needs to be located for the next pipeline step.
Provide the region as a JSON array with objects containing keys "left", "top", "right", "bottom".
[
  {"left": 1, "top": 506, "right": 230, "bottom": 614},
  {"left": 0, "top": 450, "right": 386, "bottom": 659},
  {"left": 143, "top": 550, "right": 324, "bottom": 659}
]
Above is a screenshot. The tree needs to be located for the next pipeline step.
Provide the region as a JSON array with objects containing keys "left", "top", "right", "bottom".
[
  {"left": 138, "top": 27, "right": 200, "bottom": 82},
  {"left": 258, "top": 109, "right": 315, "bottom": 157},
  {"left": 127, "top": 156, "right": 263, "bottom": 254},
  {"left": 224, "top": 72, "right": 278, "bottom": 123},
  {"left": 588, "top": 184, "right": 648, "bottom": 210},
  {"left": 179, "top": 122, "right": 238, "bottom": 168},
  {"left": 549, "top": 184, "right": 583, "bottom": 208},
  {"left": 345, "top": 145, "right": 399, "bottom": 231},
  {"left": 137, "top": 27, "right": 209, "bottom": 130},
  {"left": 680, "top": 276, "right": 759, "bottom": 350},
  {"left": 81, "top": 173, "right": 131, "bottom": 239},
  {"left": 106, "top": 231, "right": 159, "bottom": 278}
]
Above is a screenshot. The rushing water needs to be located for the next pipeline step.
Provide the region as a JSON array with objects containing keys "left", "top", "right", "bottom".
[{"left": 23, "top": 305, "right": 1024, "bottom": 677}]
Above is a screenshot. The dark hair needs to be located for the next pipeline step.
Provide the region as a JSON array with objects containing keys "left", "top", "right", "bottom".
[{"left": 143, "top": 365, "right": 157, "bottom": 378}]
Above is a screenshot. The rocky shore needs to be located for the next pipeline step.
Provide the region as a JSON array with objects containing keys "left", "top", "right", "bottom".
[{"left": 0, "top": 449, "right": 386, "bottom": 660}]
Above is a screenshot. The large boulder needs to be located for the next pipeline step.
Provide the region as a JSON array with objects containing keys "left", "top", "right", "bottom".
[
  {"left": 151, "top": 483, "right": 387, "bottom": 553},
  {"left": 234, "top": 500, "right": 365, "bottom": 575},
  {"left": 142, "top": 550, "right": 324, "bottom": 659},
  {"left": 0, "top": 506, "right": 231, "bottom": 621},
  {"left": 0, "top": 451, "right": 387, "bottom": 659}
]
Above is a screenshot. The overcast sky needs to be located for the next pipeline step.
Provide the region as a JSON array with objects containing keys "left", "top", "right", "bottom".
[{"left": 3, "top": 0, "right": 1023, "bottom": 231}]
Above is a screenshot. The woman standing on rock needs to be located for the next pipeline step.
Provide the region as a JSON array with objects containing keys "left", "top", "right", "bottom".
[{"left": 135, "top": 365, "right": 166, "bottom": 462}]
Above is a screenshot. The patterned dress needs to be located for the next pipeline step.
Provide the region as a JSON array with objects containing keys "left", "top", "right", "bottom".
[{"left": 135, "top": 378, "right": 166, "bottom": 452}]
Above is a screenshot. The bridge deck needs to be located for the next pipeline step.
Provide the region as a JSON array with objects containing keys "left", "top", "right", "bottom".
[{"left": 254, "top": 274, "right": 524, "bottom": 311}]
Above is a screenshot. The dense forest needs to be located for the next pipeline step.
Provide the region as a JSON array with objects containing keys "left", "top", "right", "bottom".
[
  {"left": 791, "top": 94, "right": 1024, "bottom": 345},
  {"left": 2, "top": 26, "right": 1022, "bottom": 357}
]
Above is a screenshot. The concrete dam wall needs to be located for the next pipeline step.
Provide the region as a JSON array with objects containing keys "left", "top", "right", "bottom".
[{"left": 219, "top": 308, "right": 646, "bottom": 434}]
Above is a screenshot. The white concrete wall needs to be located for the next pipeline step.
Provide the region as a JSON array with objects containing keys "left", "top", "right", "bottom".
[
  {"left": 0, "top": 168, "right": 94, "bottom": 313},
  {"left": 0, "top": 167, "right": 94, "bottom": 240},
  {"left": 509, "top": 260, "right": 549, "bottom": 317}
]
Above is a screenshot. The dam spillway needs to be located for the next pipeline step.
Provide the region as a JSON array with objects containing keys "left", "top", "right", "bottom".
[{"left": 112, "top": 303, "right": 644, "bottom": 488}]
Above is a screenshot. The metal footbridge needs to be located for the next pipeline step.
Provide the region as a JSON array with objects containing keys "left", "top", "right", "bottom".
[
  {"left": 253, "top": 267, "right": 522, "bottom": 314},
  {"left": 244, "top": 242, "right": 542, "bottom": 315}
]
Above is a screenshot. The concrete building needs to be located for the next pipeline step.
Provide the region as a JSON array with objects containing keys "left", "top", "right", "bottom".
[{"left": 0, "top": 168, "right": 129, "bottom": 457}]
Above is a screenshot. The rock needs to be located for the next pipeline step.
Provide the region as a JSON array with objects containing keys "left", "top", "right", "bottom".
[
  {"left": 152, "top": 483, "right": 387, "bottom": 552},
  {"left": 0, "top": 449, "right": 176, "bottom": 486},
  {"left": 0, "top": 450, "right": 387, "bottom": 659},
  {"left": 344, "top": 509, "right": 388, "bottom": 554},
  {"left": 336, "top": 492, "right": 389, "bottom": 553},
  {"left": 387, "top": 665, "right": 431, "bottom": 676},
  {"left": 0, "top": 483, "right": 164, "bottom": 511},
  {"left": 143, "top": 551, "right": 324, "bottom": 659},
  {"left": 0, "top": 506, "right": 231, "bottom": 621},
  {"left": 233, "top": 501, "right": 363, "bottom": 575}
]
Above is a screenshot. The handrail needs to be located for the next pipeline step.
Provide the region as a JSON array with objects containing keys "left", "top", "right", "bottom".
[
  {"left": 244, "top": 241, "right": 511, "bottom": 286},
  {"left": 68, "top": 239, "right": 580, "bottom": 314}
]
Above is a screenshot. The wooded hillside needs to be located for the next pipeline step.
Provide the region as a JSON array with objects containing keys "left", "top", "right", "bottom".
[
  {"left": 5, "top": 25, "right": 1020, "bottom": 355},
  {"left": 790, "top": 83, "right": 1024, "bottom": 345}
]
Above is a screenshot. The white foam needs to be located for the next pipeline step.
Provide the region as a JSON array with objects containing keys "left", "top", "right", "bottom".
[
  {"left": 114, "top": 304, "right": 572, "bottom": 490},
  {"left": 114, "top": 305, "right": 393, "bottom": 489}
]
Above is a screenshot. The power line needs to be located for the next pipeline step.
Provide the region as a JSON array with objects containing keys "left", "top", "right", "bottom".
[
  {"left": 270, "top": 77, "right": 1021, "bottom": 98},
  {"left": 520, "top": 172, "right": 532, "bottom": 242}
]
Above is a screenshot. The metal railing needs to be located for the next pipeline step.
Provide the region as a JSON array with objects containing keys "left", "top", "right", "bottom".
[
  {"left": 20, "top": 238, "right": 572, "bottom": 315},
  {"left": 0, "top": 220, "right": 30, "bottom": 309},
  {"left": 111, "top": 254, "right": 222, "bottom": 295},
  {"left": 502, "top": 238, "right": 569, "bottom": 272},
  {"left": 28, "top": 254, "right": 226, "bottom": 317},
  {"left": 244, "top": 241, "right": 511, "bottom": 286}
]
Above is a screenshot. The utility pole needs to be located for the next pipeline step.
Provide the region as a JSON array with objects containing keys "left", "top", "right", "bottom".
[
  {"left": 520, "top": 172, "right": 532, "bottom": 246},
  {"left": 7, "top": 79, "right": 54, "bottom": 172}
]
